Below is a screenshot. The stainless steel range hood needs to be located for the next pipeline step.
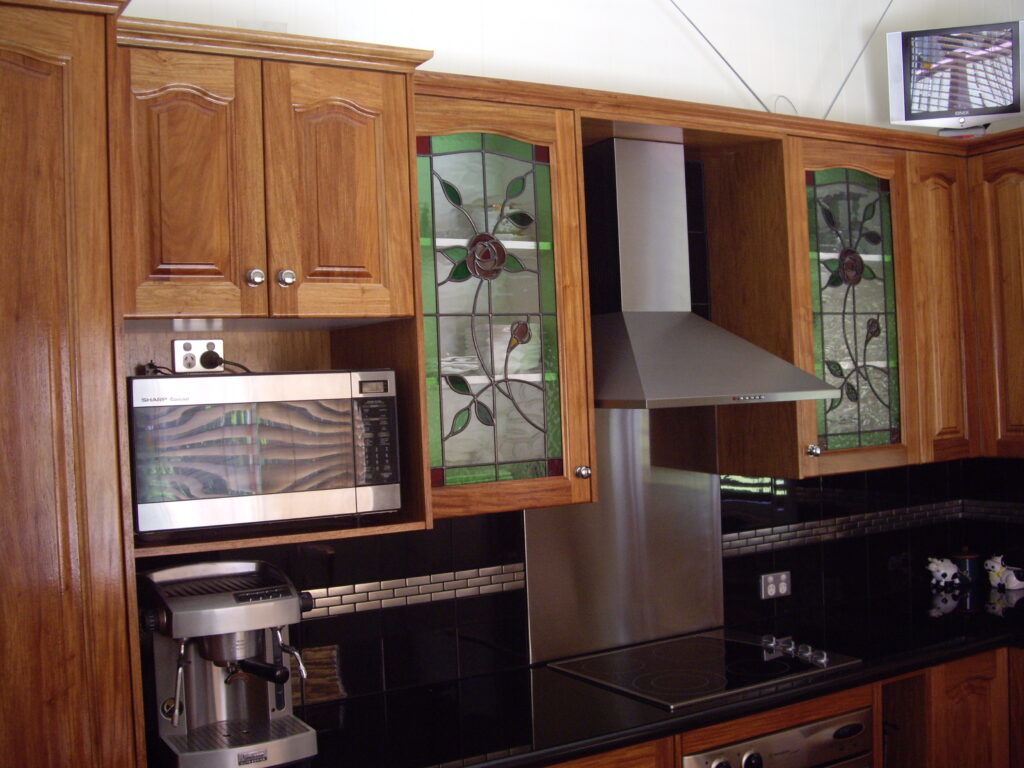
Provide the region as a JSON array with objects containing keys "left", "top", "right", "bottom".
[{"left": 584, "top": 136, "right": 838, "bottom": 408}]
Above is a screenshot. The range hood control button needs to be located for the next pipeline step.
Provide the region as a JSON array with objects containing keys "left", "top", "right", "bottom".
[
  {"left": 742, "top": 753, "right": 764, "bottom": 768},
  {"left": 710, "top": 760, "right": 732, "bottom": 768}
]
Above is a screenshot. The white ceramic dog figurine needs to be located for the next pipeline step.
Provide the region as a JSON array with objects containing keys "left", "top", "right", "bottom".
[
  {"left": 927, "top": 557, "right": 964, "bottom": 588},
  {"left": 985, "top": 555, "right": 1024, "bottom": 590}
]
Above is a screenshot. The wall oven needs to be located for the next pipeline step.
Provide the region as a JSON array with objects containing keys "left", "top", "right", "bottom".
[
  {"left": 681, "top": 707, "right": 872, "bottom": 768},
  {"left": 128, "top": 370, "right": 400, "bottom": 534}
]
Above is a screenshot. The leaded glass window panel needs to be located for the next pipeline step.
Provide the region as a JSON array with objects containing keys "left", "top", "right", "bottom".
[
  {"left": 806, "top": 168, "right": 901, "bottom": 450},
  {"left": 418, "top": 133, "right": 562, "bottom": 486}
]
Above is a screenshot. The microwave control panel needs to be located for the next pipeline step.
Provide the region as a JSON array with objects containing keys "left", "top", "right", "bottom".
[{"left": 354, "top": 378, "right": 399, "bottom": 487}]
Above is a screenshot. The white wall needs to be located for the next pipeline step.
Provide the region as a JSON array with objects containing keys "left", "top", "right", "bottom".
[{"left": 124, "top": 0, "right": 1024, "bottom": 132}]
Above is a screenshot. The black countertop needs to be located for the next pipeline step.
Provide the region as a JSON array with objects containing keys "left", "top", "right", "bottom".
[{"left": 302, "top": 585, "right": 1024, "bottom": 768}]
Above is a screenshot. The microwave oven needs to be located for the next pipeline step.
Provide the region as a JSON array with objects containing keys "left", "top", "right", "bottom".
[{"left": 128, "top": 370, "right": 400, "bottom": 534}]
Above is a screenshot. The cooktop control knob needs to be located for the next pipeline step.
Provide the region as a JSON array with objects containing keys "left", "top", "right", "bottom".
[
  {"left": 797, "top": 643, "right": 813, "bottom": 659},
  {"left": 742, "top": 752, "right": 764, "bottom": 768},
  {"left": 811, "top": 649, "right": 829, "bottom": 666},
  {"left": 777, "top": 637, "right": 795, "bottom": 653},
  {"left": 760, "top": 634, "right": 777, "bottom": 648}
]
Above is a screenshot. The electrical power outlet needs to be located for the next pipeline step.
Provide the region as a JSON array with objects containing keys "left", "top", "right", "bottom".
[
  {"left": 759, "top": 571, "right": 791, "bottom": 600},
  {"left": 172, "top": 339, "right": 224, "bottom": 373}
]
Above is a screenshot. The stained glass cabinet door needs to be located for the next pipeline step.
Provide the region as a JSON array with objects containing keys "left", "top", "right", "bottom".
[
  {"left": 414, "top": 95, "right": 595, "bottom": 516},
  {"left": 796, "top": 140, "right": 921, "bottom": 475}
]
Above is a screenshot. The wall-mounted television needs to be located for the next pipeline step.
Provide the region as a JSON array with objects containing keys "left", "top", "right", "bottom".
[{"left": 887, "top": 21, "right": 1022, "bottom": 131}]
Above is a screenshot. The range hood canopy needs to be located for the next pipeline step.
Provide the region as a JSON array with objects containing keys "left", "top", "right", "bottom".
[{"left": 584, "top": 135, "right": 838, "bottom": 409}]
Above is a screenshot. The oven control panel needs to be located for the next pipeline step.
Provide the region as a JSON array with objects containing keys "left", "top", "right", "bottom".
[{"left": 681, "top": 707, "right": 871, "bottom": 768}]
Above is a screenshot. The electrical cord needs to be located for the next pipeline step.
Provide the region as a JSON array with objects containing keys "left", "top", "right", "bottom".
[
  {"left": 200, "top": 350, "right": 251, "bottom": 373},
  {"left": 142, "top": 360, "right": 174, "bottom": 376}
]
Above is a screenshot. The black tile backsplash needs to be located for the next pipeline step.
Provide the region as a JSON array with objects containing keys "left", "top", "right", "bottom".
[
  {"left": 138, "top": 457, "right": 1024, "bottom": 761},
  {"left": 719, "top": 458, "right": 1024, "bottom": 633}
]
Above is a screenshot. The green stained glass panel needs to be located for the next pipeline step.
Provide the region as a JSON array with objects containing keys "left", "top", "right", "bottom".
[
  {"left": 497, "top": 461, "right": 548, "bottom": 481},
  {"left": 807, "top": 168, "right": 901, "bottom": 451},
  {"left": 445, "top": 465, "right": 497, "bottom": 485},
  {"left": 484, "top": 133, "right": 533, "bottom": 161},
  {"left": 431, "top": 133, "right": 482, "bottom": 154},
  {"left": 419, "top": 132, "right": 563, "bottom": 487}
]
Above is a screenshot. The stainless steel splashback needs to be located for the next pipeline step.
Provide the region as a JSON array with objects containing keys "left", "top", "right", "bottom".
[{"left": 524, "top": 409, "right": 723, "bottom": 663}]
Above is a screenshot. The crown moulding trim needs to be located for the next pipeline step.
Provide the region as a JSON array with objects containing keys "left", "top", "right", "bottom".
[
  {"left": 116, "top": 17, "right": 432, "bottom": 73},
  {"left": 4, "top": 0, "right": 129, "bottom": 13}
]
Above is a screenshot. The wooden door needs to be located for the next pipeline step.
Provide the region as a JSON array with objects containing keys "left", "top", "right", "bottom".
[
  {"left": 0, "top": 5, "right": 134, "bottom": 766},
  {"left": 905, "top": 151, "right": 977, "bottom": 461},
  {"left": 110, "top": 46, "right": 267, "bottom": 317},
  {"left": 263, "top": 61, "right": 415, "bottom": 317},
  {"left": 969, "top": 145, "right": 1024, "bottom": 457},
  {"left": 550, "top": 738, "right": 674, "bottom": 768},
  {"left": 792, "top": 139, "right": 921, "bottom": 476},
  {"left": 414, "top": 95, "right": 595, "bottom": 515},
  {"left": 927, "top": 649, "right": 1009, "bottom": 768}
]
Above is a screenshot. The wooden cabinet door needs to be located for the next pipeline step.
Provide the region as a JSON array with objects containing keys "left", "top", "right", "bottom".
[
  {"left": 969, "top": 145, "right": 1024, "bottom": 457},
  {"left": 111, "top": 46, "right": 267, "bottom": 317},
  {"left": 927, "top": 649, "right": 1009, "bottom": 768},
  {"left": 0, "top": 5, "right": 133, "bottom": 766},
  {"left": 550, "top": 738, "right": 674, "bottom": 768},
  {"left": 263, "top": 62, "right": 414, "bottom": 317},
  {"left": 905, "top": 151, "right": 977, "bottom": 461},
  {"left": 792, "top": 139, "right": 921, "bottom": 476},
  {"left": 415, "top": 95, "right": 595, "bottom": 515}
]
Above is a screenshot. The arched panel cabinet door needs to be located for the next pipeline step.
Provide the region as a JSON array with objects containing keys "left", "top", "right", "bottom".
[
  {"left": 970, "top": 145, "right": 1024, "bottom": 457},
  {"left": 263, "top": 61, "right": 414, "bottom": 318},
  {"left": 110, "top": 44, "right": 268, "bottom": 317},
  {"left": 415, "top": 95, "right": 595, "bottom": 516},
  {"left": 0, "top": 4, "right": 132, "bottom": 767}
]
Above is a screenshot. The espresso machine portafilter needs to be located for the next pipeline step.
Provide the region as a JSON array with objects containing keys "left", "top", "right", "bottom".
[{"left": 139, "top": 561, "right": 317, "bottom": 768}]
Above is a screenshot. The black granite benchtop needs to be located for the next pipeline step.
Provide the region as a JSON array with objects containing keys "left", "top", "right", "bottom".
[{"left": 303, "top": 587, "right": 1023, "bottom": 768}]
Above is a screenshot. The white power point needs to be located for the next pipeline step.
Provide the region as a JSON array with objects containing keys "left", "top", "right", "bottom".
[
  {"left": 759, "top": 571, "right": 791, "bottom": 600},
  {"left": 172, "top": 339, "right": 224, "bottom": 373}
]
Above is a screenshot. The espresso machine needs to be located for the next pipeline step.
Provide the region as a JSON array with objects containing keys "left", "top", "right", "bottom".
[{"left": 139, "top": 561, "right": 317, "bottom": 768}]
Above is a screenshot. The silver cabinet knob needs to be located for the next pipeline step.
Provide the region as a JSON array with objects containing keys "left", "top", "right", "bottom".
[
  {"left": 806, "top": 444, "right": 822, "bottom": 457},
  {"left": 276, "top": 269, "right": 297, "bottom": 287},
  {"left": 246, "top": 268, "right": 266, "bottom": 287},
  {"left": 574, "top": 465, "right": 592, "bottom": 479}
]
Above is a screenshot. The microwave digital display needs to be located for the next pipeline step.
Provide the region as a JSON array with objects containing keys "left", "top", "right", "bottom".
[{"left": 128, "top": 371, "right": 400, "bottom": 534}]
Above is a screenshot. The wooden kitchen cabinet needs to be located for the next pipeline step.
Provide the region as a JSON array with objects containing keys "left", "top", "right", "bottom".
[
  {"left": 0, "top": 2, "right": 134, "bottom": 766},
  {"left": 709, "top": 138, "right": 929, "bottom": 477},
  {"left": 927, "top": 649, "right": 1009, "bottom": 768},
  {"left": 413, "top": 90, "right": 596, "bottom": 516},
  {"left": 905, "top": 151, "right": 977, "bottom": 462},
  {"left": 968, "top": 143, "right": 1024, "bottom": 457},
  {"left": 110, "top": 19, "right": 429, "bottom": 318},
  {"left": 549, "top": 738, "right": 674, "bottom": 768}
]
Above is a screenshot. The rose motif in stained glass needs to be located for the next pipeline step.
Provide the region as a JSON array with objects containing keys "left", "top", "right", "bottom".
[
  {"left": 838, "top": 248, "right": 865, "bottom": 286},
  {"left": 466, "top": 234, "right": 507, "bottom": 280}
]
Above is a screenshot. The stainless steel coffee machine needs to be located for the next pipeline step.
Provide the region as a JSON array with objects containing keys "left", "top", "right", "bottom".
[{"left": 140, "top": 561, "right": 317, "bottom": 768}]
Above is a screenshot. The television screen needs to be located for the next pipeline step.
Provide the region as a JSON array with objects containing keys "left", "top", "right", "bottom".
[{"left": 887, "top": 21, "right": 1022, "bottom": 130}]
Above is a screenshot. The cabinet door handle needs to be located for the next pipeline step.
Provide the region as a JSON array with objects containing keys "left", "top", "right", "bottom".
[
  {"left": 246, "top": 268, "right": 266, "bottom": 287},
  {"left": 806, "top": 444, "right": 822, "bottom": 457},
  {"left": 574, "top": 465, "right": 592, "bottom": 479},
  {"left": 276, "top": 269, "right": 297, "bottom": 287}
]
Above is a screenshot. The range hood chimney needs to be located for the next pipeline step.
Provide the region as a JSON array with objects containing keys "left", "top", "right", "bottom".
[{"left": 584, "top": 136, "right": 838, "bottom": 408}]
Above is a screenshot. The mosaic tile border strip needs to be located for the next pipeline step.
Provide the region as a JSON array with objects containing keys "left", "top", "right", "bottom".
[
  {"left": 722, "top": 500, "right": 1022, "bottom": 557},
  {"left": 301, "top": 562, "right": 525, "bottom": 619}
]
